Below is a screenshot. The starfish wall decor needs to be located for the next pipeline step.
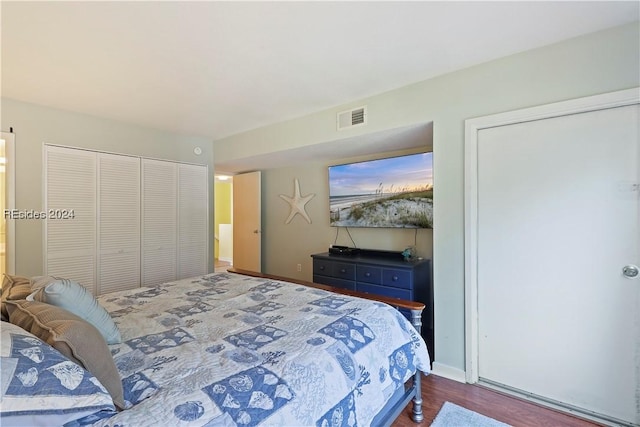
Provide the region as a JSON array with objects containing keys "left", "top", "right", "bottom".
[{"left": 278, "top": 178, "right": 315, "bottom": 224}]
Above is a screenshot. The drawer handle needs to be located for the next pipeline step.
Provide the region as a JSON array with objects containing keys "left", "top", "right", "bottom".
[
  {"left": 340, "top": 269, "right": 346, "bottom": 274},
  {"left": 365, "top": 272, "right": 371, "bottom": 277},
  {"left": 392, "top": 276, "right": 398, "bottom": 281},
  {"left": 319, "top": 266, "right": 325, "bottom": 271}
]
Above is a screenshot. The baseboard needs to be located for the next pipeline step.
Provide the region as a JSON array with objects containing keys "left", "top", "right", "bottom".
[
  {"left": 431, "top": 362, "right": 467, "bottom": 383},
  {"left": 218, "top": 257, "right": 232, "bottom": 263}
]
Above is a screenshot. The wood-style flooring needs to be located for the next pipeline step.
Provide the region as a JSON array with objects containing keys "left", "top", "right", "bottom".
[
  {"left": 214, "top": 259, "right": 231, "bottom": 272},
  {"left": 391, "top": 374, "right": 601, "bottom": 427}
]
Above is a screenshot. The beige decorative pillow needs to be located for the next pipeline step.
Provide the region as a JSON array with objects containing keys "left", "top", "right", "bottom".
[
  {"left": 30, "top": 275, "right": 59, "bottom": 291},
  {"left": 6, "top": 300, "right": 126, "bottom": 409},
  {"left": 1, "top": 274, "right": 32, "bottom": 320}
]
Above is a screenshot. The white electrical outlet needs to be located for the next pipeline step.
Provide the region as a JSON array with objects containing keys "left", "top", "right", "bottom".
[{"left": 296, "top": 264, "right": 302, "bottom": 272}]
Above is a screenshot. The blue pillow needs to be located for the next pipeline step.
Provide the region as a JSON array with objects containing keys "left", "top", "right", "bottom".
[{"left": 28, "top": 279, "right": 121, "bottom": 344}]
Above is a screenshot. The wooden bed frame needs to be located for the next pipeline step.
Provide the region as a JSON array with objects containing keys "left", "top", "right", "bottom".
[{"left": 228, "top": 268, "right": 426, "bottom": 425}]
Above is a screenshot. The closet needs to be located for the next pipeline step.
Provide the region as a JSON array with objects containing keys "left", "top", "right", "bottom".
[
  {"left": 44, "top": 145, "right": 208, "bottom": 295},
  {"left": 465, "top": 89, "right": 639, "bottom": 425},
  {"left": 141, "top": 159, "right": 209, "bottom": 286}
]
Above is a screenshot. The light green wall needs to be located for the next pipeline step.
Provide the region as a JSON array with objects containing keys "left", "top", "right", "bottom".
[
  {"left": 261, "top": 147, "right": 433, "bottom": 283},
  {"left": 1, "top": 98, "right": 215, "bottom": 277},
  {"left": 213, "top": 23, "right": 640, "bottom": 372},
  {"left": 214, "top": 181, "right": 232, "bottom": 259}
]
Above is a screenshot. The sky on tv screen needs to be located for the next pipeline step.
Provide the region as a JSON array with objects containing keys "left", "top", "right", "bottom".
[{"left": 329, "top": 152, "right": 433, "bottom": 197}]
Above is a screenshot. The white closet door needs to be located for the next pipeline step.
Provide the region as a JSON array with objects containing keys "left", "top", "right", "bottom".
[
  {"left": 142, "top": 159, "right": 177, "bottom": 286},
  {"left": 177, "top": 163, "right": 208, "bottom": 279},
  {"left": 45, "top": 146, "right": 97, "bottom": 293},
  {"left": 97, "top": 153, "right": 141, "bottom": 294}
]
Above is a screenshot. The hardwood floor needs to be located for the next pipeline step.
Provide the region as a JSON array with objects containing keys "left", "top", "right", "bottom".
[
  {"left": 214, "top": 259, "right": 231, "bottom": 272},
  {"left": 392, "top": 374, "right": 601, "bottom": 427}
]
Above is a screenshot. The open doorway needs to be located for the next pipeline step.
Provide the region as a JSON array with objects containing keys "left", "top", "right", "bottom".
[
  {"left": 214, "top": 174, "right": 232, "bottom": 272},
  {"left": 214, "top": 170, "right": 263, "bottom": 273},
  {"left": 1, "top": 131, "right": 15, "bottom": 276}
]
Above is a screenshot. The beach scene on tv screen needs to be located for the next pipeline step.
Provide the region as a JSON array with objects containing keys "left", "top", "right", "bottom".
[{"left": 329, "top": 152, "right": 433, "bottom": 228}]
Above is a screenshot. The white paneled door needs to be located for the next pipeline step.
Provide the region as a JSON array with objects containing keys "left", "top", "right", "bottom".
[
  {"left": 466, "top": 90, "right": 639, "bottom": 426},
  {"left": 45, "top": 146, "right": 97, "bottom": 293},
  {"left": 141, "top": 159, "right": 209, "bottom": 285},
  {"left": 177, "top": 163, "right": 208, "bottom": 279},
  {"left": 142, "top": 159, "right": 178, "bottom": 286},
  {"left": 98, "top": 153, "right": 141, "bottom": 294}
]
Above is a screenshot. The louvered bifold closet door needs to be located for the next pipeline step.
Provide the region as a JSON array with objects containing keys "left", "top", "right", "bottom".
[
  {"left": 45, "top": 146, "right": 97, "bottom": 294},
  {"left": 98, "top": 153, "right": 141, "bottom": 294},
  {"left": 177, "top": 163, "right": 208, "bottom": 279},
  {"left": 142, "top": 159, "right": 177, "bottom": 286}
]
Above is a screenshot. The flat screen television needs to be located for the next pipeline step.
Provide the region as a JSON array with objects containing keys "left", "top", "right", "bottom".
[{"left": 328, "top": 152, "right": 433, "bottom": 228}]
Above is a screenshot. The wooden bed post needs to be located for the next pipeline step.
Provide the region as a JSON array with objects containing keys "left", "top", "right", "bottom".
[{"left": 410, "top": 308, "right": 424, "bottom": 423}]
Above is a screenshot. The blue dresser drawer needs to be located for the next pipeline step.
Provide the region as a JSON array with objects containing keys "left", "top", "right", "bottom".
[
  {"left": 313, "top": 259, "right": 333, "bottom": 276},
  {"left": 312, "top": 251, "right": 432, "bottom": 366},
  {"left": 358, "top": 283, "right": 412, "bottom": 301},
  {"left": 382, "top": 269, "right": 411, "bottom": 290},
  {"left": 314, "top": 275, "right": 355, "bottom": 291},
  {"left": 356, "top": 265, "right": 382, "bottom": 284},
  {"left": 332, "top": 262, "right": 356, "bottom": 280}
]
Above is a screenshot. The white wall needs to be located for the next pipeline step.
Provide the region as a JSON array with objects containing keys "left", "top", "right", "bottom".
[
  {"left": 213, "top": 23, "right": 640, "bottom": 373},
  {"left": 0, "top": 99, "right": 215, "bottom": 277}
]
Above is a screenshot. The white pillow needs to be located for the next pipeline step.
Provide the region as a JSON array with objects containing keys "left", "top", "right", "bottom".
[{"left": 27, "top": 279, "right": 121, "bottom": 344}]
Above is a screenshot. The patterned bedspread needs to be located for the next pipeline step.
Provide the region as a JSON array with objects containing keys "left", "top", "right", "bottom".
[{"left": 84, "top": 272, "right": 431, "bottom": 426}]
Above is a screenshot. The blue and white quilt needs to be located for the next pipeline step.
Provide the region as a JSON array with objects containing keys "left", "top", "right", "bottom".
[
  {"left": 88, "top": 272, "right": 431, "bottom": 426},
  {"left": 0, "top": 322, "right": 115, "bottom": 427}
]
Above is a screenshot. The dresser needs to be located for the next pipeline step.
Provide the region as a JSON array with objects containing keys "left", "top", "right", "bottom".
[{"left": 311, "top": 250, "right": 433, "bottom": 359}]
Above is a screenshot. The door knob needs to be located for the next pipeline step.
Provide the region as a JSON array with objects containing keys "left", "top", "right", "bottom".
[{"left": 622, "top": 265, "right": 639, "bottom": 279}]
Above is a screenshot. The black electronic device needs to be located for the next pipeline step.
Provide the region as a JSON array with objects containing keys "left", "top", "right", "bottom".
[{"left": 328, "top": 245, "right": 360, "bottom": 256}]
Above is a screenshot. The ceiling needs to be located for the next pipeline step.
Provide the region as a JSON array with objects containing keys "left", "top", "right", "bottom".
[
  {"left": 215, "top": 121, "right": 434, "bottom": 174},
  {"left": 2, "top": 1, "right": 638, "bottom": 157}
]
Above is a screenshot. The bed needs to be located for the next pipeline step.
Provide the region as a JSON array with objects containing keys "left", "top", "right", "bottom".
[{"left": 1, "top": 270, "right": 431, "bottom": 426}]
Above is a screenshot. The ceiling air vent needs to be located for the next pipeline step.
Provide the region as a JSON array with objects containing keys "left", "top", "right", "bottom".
[{"left": 337, "top": 106, "right": 367, "bottom": 130}]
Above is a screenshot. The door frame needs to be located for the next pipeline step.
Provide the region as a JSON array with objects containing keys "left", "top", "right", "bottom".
[
  {"left": 463, "top": 87, "right": 640, "bottom": 383},
  {"left": 2, "top": 131, "right": 16, "bottom": 275}
]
